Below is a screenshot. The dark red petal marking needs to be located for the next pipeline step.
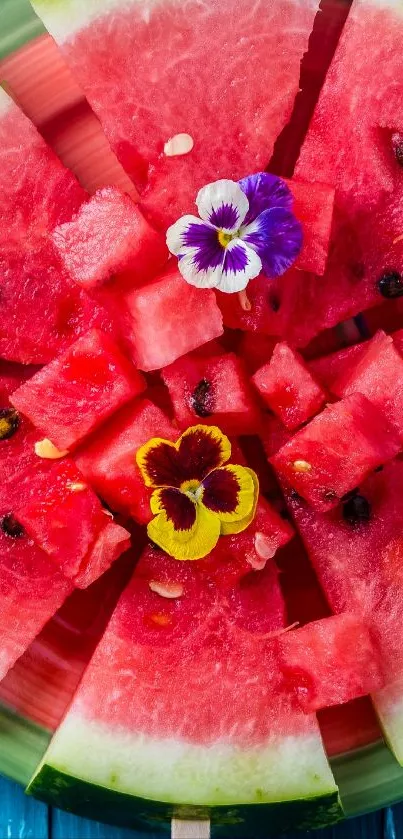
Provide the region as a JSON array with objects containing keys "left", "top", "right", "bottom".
[
  {"left": 202, "top": 468, "right": 240, "bottom": 514},
  {"left": 177, "top": 428, "right": 226, "bottom": 482},
  {"left": 143, "top": 443, "right": 182, "bottom": 487},
  {"left": 159, "top": 488, "right": 197, "bottom": 531}
]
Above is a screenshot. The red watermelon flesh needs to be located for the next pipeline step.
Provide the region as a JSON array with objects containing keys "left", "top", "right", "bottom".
[
  {"left": 252, "top": 342, "right": 326, "bottom": 430},
  {"left": 162, "top": 350, "right": 261, "bottom": 435},
  {"left": 293, "top": 0, "right": 403, "bottom": 332},
  {"left": 238, "top": 333, "right": 276, "bottom": 375},
  {"left": 271, "top": 393, "right": 401, "bottom": 511},
  {"left": 0, "top": 87, "right": 117, "bottom": 364},
  {"left": 286, "top": 179, "right": 335, "bottom": 276},
  {"left": 332, "top": 331, "right": 403, "bottom": 441},
  {"left": 75, "top": 398, "right": 178, "bottom": 524},
  {"left": 11, "top": 329, "right": 145, "bottom": 451},
  {"left": 31, "top": 0, "right": 320, "bottom": 229},
  {"left": 124, "top": 265, "right": 223, "bottom": 371},
  {"left": 308, "top": 342, "right": 367, "bottom": 392},
  {"left": 13, "top": 458, "right": 130, "bottom": 582},
  {"left": 73, "top": 521, "right": 132, "bottom": 590},
  {"left": 52, "top": 187, "right": 168, "bottom": 289},
  {"left": 0, "top": 363, "right": 42, "bottom": 487}
]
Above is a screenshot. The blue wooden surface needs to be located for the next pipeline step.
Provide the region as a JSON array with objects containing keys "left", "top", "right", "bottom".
[{"left": 0, "top": 777, "right": 401, "bottom": 839}]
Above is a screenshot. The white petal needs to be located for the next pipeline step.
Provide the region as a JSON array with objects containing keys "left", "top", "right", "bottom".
[
  {"left": 166, "top": 215, "right": 208, "bottom": 256},
  {"left": 177, "top": 250, "right": 224, "bottom": 289},
  {"left": 216, "top": 240, "right": 262, "bottom": 294},
  {"left": 196, "top": 180, "right": 249, "bottom": 232}
]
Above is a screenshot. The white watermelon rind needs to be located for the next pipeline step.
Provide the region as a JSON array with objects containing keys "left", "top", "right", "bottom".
[{"left": 26, "top": 713, "right": 343, "bottom": 833}]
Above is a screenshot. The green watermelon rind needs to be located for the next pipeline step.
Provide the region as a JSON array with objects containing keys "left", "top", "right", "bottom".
[
  {"left": 28, "top": 765, "right": 342, "bottom": 836},
  {"left": 0, "top": 704, "right": 51, "bottom": 785}
]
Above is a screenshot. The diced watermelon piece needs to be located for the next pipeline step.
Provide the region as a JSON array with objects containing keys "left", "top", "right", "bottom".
[
  {"left": 124, "top": 265, "right": 223, "bottom": 371},
  {"left": 277, "top": 614, "right": 384, "bottom": 713},
  {"left": 30, "top": 0, "right": 320, "bottom": 230},
  {"left": 162, "top": 350, "right": 261, "bottom": 435},
  {"left": 286, "top": 179, "right": 334, "bottom": 276},
  {"left": 11, "top": 329, "right": 145, "bottom": 451},
  {"left": 308, "top": 343, "right": 367, "bottom": 392},
  {"left": 271, "top": 393, "right": 401, "bottom": 511},
  {"left": 333, "top": 331, "right": 403, "bottom": 441},
  {"left": 0, "top": 86, "right": 117, "bottom": 364},
  {"left": 75, "top": 398, "right": 178, "bottom": 524},
  {"left": 52, "top": 187, "right": 168, "bottom": 289},
  {"left": 252, "top": 342, "right": 326, "bottom": 430},
  {"left": 14, "top": 459, "right": 122, "bottom": 581},
  {"left": 0, "top": 363, "right": 41, "bottom": 487},
  {"left": 73, "top": 521, "right": 131, "bottom": 589}
]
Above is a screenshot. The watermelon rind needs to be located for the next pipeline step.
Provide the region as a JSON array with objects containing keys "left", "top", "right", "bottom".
[
  {"left": 27, "top": 713, "right": 342, "bottom": 835},
  {"left": 0, "top": 703, "right": 51, "bottom": 785}
]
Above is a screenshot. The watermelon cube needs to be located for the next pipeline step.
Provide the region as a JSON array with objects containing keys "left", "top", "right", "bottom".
[
  {"left": 0, "top": 362, "right": 41, "bottom": 487},
  {"left": 124, "top": 265, "right": 223, "bottom": 371},
  {"left": 271, "top": 393, "right": 401, "bottom": 511},
  {"left": 333, "top": 331, "right": 403, "bottom": 441},
  {"left": 52, "top": 187, "right": 168, "bottom": 289},
  {"left": 73, "top": 521, "right": 132, "bottom": 590},
  {"left": 75, "top": 398, "right": 178, "bottom": 524},
  {"left": 162, "top": 350, "right": 261, "bottom": 435},
  {"left": 287, "top": 179, "right": 334, "bottom": 276},
  {"left": 307, "top": 343, "right": 367, "bottom": 392},
  {"left": 11, "top": 329, "right": 145, "bottom": 450},
  {"left": 14, "top": 459, "right": 130, "bottom": 582},
  {"left": 253, "top": 342, "right": 326, "bottom": 430},
  {"left": 277, "top": 614, "right": 384, "bottom": 713}
]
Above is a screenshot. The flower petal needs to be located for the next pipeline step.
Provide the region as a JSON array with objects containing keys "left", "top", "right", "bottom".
[
  {"left": 148, "top": 489, "right": 221, "bottom": 560},
  {"left": 177, "top": 248, "right": 224, "bottom": 289},
  {"left": 202, "top": 464, "right": 257, "bottom": 529},
  {"left": 220, "top": 467, "right": 259, "bottom": 535},
  {"left": 241, "top": 207, "right": 303, "bottom": 278},
  {"left": 166, "top": 215, "right": 209, "bottom": 256},
  {"left": 136, "top": 437, "right": 180, "bottom": 488},
  {"left": 217, "top": 239, "right": 262, "bottom": 293},
  {"left": 239, "top": 173, "right": 294, "bottom": 225},
  {"left": 178, "top": 425, "right": 231, "bottom": 482},
  {"left": 196, "top": 180, "right": 249, "bottom": 232}
]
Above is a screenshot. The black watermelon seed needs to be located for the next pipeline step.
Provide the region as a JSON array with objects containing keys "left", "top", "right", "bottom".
[
  {"left": 190, "top": 378, "right": 214, "bottom": 417},
  {"left": 342, "top": 494, "right": 371, "bottom": 526},
  {"left": 374, "top": 465, "right": 384, "bottom": 473},
  {"left": 1, "top": 514, "right": 25, "bottom": 538},
  {"left": 392, "top": 133, "right": 403, "bottom": 167},
  {"left": 377, "top": 271, "right": 403, "bottom": 299},
  {"left": 0, "top": 408, "right": 20, "bottom": 441}
]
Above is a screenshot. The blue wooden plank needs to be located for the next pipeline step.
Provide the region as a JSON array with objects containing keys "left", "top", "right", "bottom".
[
  {"left": 0, "top": 777, "right": 48, "bottom": 839},
  {"left": 51, "top": 807, "right": 164, "bottom": 839}
]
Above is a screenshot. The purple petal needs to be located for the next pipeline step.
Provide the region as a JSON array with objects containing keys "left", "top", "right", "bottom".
[
  {"left": 208, "top": 203, "right": 240, "bottom": 230},
  {"left": 180, "top": 223, "right": 223, "bottom": 271},
  {"left": 242, "top": 207, "right": 303, "bottom": 278},
  {"left": 196, "top": 180, "right": 249, "bottom": 232},
  {"left": 238, "top": 173, "right": 293, "bottom": 225}
]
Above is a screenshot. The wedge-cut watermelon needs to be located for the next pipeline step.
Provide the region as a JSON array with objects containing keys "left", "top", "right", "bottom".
[
  {"left": 52, "top": 187, "right": 168, "bottom": 289},
  {"left": 162, "top": 350, "right": 261, "bottom": 435},
  {"left": 282, "top": 459, "right": 403, "bottom": 763},
  {"left": 75, "top": 398, "right": 178, "bottom": 524},
  {"left": 30, "top": 0, "right": 320, "bottom": 229},
  {"left": 124, "top": 265, "right": 223, "bottom": 371},
  {"left": 293, "top": 0, "right": 403, "bottom": 333},
  {"left": 27, "top": 544, "right": 345, "bottom": 831},
  {"left": 332, "top": 331, "right": 403, "bottom": 441},
  {"left": 252, "top": 342, "right": 326, "bottom": 430},
  {"left": 286, "top": 179, "right": 334, "bottom": 276},
  {"left": 11, "top": 330, "right": 145, "bottom": 451},
  {"left": 0, "top": 87, "right": 117, "bottom": 364},
  {"left": 271, "top": 393, "right": 401, "bottom": 511}
]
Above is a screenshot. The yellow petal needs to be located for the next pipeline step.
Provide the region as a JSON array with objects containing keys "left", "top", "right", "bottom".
[
  {"left": 220, "top": 467, "right": 259, "bottom": 535},
  {"left": 147, "top": 501, "right": 221, "bottom": 561}
]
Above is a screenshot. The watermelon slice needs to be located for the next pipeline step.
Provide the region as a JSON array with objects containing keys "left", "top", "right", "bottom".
[
  {"left": 30, "top": 0, "right": 320, "bottom": 229},
  {"left": 52, "top": 187, "right": 168, "bottom": 289},
  {"left": 27, "top": 545, "right": 345, "bottom": 831},
  {"left": 75, "top": 398, "right": 178, "bottom": 524},
  {"left": 293, "top": 0, "right": 403, "bottom": 334},
  {"left": 0, "top": 86, "right": 118, "bottom": 364},
  {"left": 11, "top": 329, "right": 145, "bottom": 451},
  {"left": 124, "top": 265, "right": 223, "bottom": 371},
  {"left": 285, "top": 179, "right": 335, "bottom": 276},
  {"left": 252, "top": 342, "right": 326, "bottom": 430},
  {"left": 271, "top": 393, "right": 401, "bottom": 511},
  {"left": 162, "top": 350, "right": 261, "bottom": 435}
]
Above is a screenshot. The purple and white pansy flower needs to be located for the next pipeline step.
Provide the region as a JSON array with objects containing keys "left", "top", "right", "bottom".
[{"left": 166, "top": 173, "right": 303, "bottom": 294}]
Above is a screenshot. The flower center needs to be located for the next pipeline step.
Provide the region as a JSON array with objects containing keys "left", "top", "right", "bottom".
[
  {"left": 181, "top": 479, "right": 204, "bottom": 503},
  {"left": 217, "top": 229, "right": 237, "bottom": 248}
]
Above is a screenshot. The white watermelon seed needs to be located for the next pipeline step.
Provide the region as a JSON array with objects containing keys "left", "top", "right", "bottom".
[
  {"left": 164, "top": 133, "right": 194, "bottom": 157},
  {"left": 34, "top": 438, "right": 68, "bottom": 459},
  {"left": 292, "top": 459, "right": 312, "bottom": 473},
  {"left": 149, "top": 580, "right": 184, "bottom": 599}
]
